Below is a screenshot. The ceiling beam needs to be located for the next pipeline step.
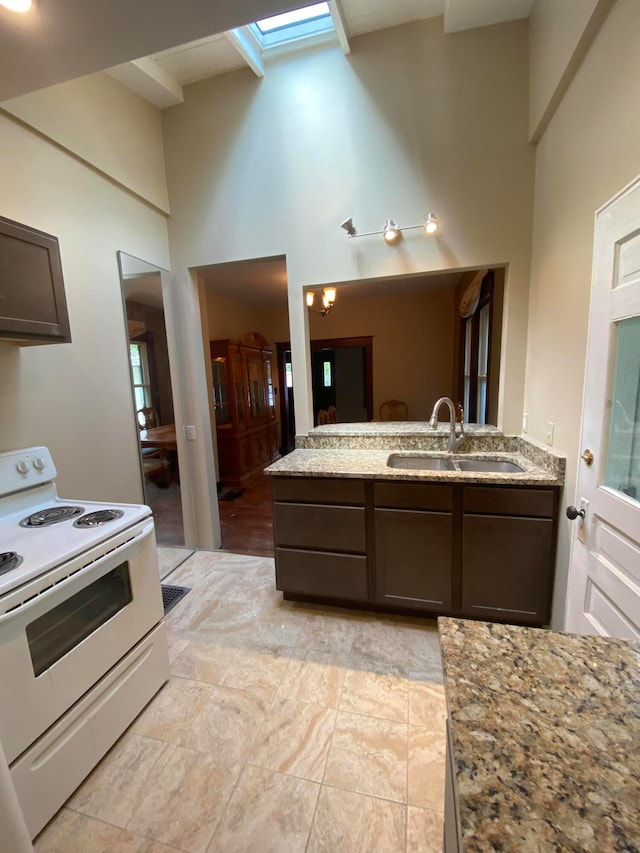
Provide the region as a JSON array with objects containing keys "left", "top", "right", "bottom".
[
  {"left": 225, "top": 28, "right": 265, "bottom": 78},
  {"left": 108, "top": 57, "right": 183, "bottom": 109},
  {"left": 329, "top": 0, "right": 350, "bottom": 55}
]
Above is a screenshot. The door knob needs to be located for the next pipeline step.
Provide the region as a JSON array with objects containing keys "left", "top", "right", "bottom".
[
  {"left": 581, "top": 449, "right": 594, "bottom": 465},
  {"left": 566, "top": 505, "right": 586, "bottom": 520}
]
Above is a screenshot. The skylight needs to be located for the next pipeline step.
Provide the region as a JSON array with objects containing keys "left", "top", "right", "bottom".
[
  {"left": 249, "top": 2, "right": 335, "bottom": 51},
  {"left": 255, "top": 2, "right": 331, "bottom": 35}
]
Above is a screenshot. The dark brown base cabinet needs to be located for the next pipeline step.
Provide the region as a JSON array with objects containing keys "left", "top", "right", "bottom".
[
  {"left": 374, "top": 482, "right": 454, "bottom": 612},
  {"left": 272, "top": 476, "right": 559, "bottom": 625}
]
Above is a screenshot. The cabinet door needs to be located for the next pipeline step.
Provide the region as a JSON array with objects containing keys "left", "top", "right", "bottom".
[
  {"left": 245, "top": 351, "right": 266, "bottom": 424},
  {"left": 264, "top": 353, "right": 276, "bottom": 423},
  {"left": 230, "top": 352, "right": 246, "bottom": 429},
  {"left": 211, "top": 357, "right": 230, "bottom": 426},
  {"left": 462, "top": 514, "right": 553, "bottom": 624},
  {"left": 375, "top": 509, "right": 453, "bottom": 611}
]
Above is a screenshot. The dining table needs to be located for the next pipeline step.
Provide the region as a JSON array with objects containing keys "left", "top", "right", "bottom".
[{"left": 139, "top": 424, "right": 177, "bottom": 451}]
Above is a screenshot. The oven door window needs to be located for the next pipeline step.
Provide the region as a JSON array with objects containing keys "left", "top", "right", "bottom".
[{"left": 26, "top": 563, "right": 133, "bottom": 676}]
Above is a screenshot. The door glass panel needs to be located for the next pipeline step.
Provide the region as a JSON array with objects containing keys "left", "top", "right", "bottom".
[
  {"left": 26, "top": 564, "right": 133, "bottom": 676},
  {"left": 604, "top": 316, "right": 640, "bottom": 500}
]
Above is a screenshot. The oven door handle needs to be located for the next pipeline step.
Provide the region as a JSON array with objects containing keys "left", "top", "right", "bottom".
[{"left": 0, "top": 519, "right": 156, "bottom": 634}]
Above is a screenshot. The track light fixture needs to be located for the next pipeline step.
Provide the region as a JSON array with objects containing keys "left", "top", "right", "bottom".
[
  {"left": 340, "top": 217, "right": 357, "bottom": 237},
  {"left": 306, "top": 287, "right": 336, "bottom": 317},
  {"left": 340, "top": 212, "right": 439, "bottom": 244}
]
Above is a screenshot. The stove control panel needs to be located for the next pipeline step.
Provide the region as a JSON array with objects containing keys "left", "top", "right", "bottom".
[{"left": 0, "top": 447, "right": 56, "bottom": 496}]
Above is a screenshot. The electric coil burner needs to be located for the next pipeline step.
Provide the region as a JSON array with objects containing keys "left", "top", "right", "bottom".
[
  {"left": 74, "top": 509, "right": 125, "bottom": 528},
  {"left": 0, "top": 552, "right": 22, "bottom": 575},
  {"left": 0, "top": 445, "right": 169, "bottom": 840},
  {"left": 19, "top": 505, "right": 84, "bottom": 528}
]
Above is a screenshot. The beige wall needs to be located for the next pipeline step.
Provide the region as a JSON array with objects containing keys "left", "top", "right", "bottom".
[
  {"left": 0, "top": 101, "right": 170, "bottom": 503},
  {"left": 526, "top": 0, "right": 640, "bottom": 627},
  {"left": 163, "top": 17, "right": 534, "bottom": 437},
  {"left": 2, "top": 72, "right": 170, "bottom": 212},
  {"left": 528, "top": 0, "right": 613, "bottom": 139},
  {"left": 308, "top": 286, "right": 456, "bottom": 421}
]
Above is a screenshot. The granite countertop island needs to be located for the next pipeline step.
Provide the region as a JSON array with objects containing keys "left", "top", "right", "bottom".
[
  {"left": 265, "top": 424, "right": 564, "bottom": 487},
  {"left": 438, "top": 617, "right": 640, "bottom": 852}
]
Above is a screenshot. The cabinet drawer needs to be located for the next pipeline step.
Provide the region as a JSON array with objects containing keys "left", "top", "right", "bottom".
[
  {"left": 274, "top": 503, "right": 366, "bottom": 552},
  {"left": 463, "top": 487, "right": 555, "bottom": 518},
  {"left": 375, "top": 481, "right": 453, "bottom": 512},
  {"left": 276, "top": 548, "right": 368, "bottom": 600},
  {"left": 272, "top": 477, "right": 365, "bottom": 505}
]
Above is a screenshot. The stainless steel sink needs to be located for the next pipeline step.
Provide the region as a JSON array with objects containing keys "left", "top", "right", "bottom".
[
  {"left": 387, "top": 454, "right": 455, "bottom": 471},
  {"left": 456, "top": 458, "right": 524, "bottom": 473}
]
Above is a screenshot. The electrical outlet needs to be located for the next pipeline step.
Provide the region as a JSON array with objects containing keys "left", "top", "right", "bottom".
[
  {"left": 546, "top": 422, "right": 555, "bottom": 446},
  {"left": 185, "top": 425, "right": 196, "bottom": 440},
  {"left": 577, "top": 497, "right": 589, "bottom": 543},
  {"left": 522, "top": 413, "right": 528, "bottom": 433}
]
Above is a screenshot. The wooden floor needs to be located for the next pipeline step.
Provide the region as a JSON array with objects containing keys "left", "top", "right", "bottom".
[
  {"left": 146, "top": 474, "right": 274, "bottom": 557},
  {"left": 219, "top": 475, "right": 274, "bottom": 557}
]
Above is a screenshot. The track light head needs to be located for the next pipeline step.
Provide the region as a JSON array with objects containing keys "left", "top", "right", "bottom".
[
  {"left": 383, "top": 219, "right": 401, "bottom": 245},
  {"left": 423, "top": 213, "right": 439, "bottom": 235},
  {"left": 340, "top": 217, "right": 357, "bottom": 237}
]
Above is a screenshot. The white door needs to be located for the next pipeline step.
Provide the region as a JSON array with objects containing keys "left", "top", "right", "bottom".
[{"left": 565, "top": 175, "right": 640, "bottom": 639}]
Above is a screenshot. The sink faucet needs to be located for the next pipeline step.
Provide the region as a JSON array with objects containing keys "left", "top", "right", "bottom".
[{"left": 429, "top": 396, "right": 465, "bottom": 452}]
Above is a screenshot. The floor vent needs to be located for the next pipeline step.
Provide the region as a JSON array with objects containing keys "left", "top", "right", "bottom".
[{"left": 161, "top": 584, "right": 191, "bottom": 614}]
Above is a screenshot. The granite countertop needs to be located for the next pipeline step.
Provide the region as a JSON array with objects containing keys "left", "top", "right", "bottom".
[
  {"left": 265, "top": 427, "right": 564, "bottom": 486},
  {"left": 438, "top": 617, "right": 640, "bottom": 852}
]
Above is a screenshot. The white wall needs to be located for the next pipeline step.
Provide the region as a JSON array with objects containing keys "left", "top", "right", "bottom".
[
  {"left": 2, "top": 72, "right": 169, "bottom": 212},
  {"left": 525, "top": 0, "right": 640, "bottom": 627},
  {"left": 528, "top": 0, "right": 613, "bottom": 140},
  {"left": 162, "top": 17, "right": 534, "bottom": 438},
  {"left": 0, "top": 91, "right": 170, "bottom": 504}
]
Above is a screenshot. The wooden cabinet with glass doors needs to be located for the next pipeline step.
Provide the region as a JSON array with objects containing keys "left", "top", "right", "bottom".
[{"left": 210, "top": 332, "right": 279, "bottom": 488}]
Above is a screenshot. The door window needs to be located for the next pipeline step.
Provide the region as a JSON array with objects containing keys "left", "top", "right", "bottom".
[{"left": 604, "top": 315, "right": 640, "bottom": 500}]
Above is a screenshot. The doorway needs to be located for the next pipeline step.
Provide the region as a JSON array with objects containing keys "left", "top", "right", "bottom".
[
  {"left": 118, "top": 252, "right": 193, "bottom": 574},
  {"left": 277, "top": 336, "right": 373, "bottom": 445}
]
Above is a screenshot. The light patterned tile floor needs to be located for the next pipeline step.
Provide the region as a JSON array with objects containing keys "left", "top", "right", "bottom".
[{"left": 35, "top": 550, "right": 446, "bottom": 853}]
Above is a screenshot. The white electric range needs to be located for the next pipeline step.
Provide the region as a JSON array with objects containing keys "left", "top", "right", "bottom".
[{"left": 0, "top": 446, "right": 169, "bottom": 839}]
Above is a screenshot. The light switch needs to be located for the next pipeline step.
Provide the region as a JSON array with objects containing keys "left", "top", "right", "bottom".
[{"left": 185, "top": 425, "right": 196, "bottom": 440}]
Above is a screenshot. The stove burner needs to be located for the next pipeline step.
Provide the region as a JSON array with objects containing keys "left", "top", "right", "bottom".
[
  {"left": 19, "top": 505, "right": 85, "bottom": 528},
  {"left": 0, "top": 552, "right": 23, "bottom": 575},
  {"left": 74, "top": 509, "right": 125, "bottom": 528}
]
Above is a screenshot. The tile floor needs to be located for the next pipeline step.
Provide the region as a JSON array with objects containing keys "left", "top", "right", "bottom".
[{"left": 35, "top": 551, "right": 446, "bottom": 853}]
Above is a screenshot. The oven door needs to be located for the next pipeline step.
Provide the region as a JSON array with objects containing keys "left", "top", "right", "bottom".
[{"left": 0, "top": 519, "right": 163, "bottom": 764}]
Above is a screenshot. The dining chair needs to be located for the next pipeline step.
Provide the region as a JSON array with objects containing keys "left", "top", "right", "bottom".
[{"left": 379, "top": 399, "right": 409, "bottom": 421}]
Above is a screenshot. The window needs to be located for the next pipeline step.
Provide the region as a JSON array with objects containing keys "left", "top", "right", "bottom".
[
  {"left": 323, "top": 360, "right": 332, "bottom": 388},
  {"left": 129, "top": 342, "right": 152, "bottom": 412},
  {"left": 255, "top": 2, "right": 330, "bottom": 34},
  {"left": 458, "top": 272, "right": 494, "bottom": 425},
  {"left": 244, "top": 2, "right": 335, "bottom": 53}
]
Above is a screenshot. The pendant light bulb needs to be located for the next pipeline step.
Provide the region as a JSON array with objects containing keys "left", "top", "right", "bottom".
[
  {"left": 0, "top": 0, "right": 32, "bottom": 11},
  {"left": 322, "top": 287, "right": 336, "bottom": 310},
  {"left": 424, "top": 213, "right": 439, "bottom": 235},
  {"left": 306, "top": 292, "right": 315, "bottom": 308}
]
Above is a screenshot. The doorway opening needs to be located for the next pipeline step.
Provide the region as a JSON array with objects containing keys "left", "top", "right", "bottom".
[
  {"left": 194, "top": 255, "right": 289, "bottom": 557},
  {"left": 277, "top": 336, "right": 373, "bottom": 446}
]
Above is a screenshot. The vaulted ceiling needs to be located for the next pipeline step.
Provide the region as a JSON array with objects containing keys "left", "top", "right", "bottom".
[{"left": 0, "top": 0, "right": 533, "bottom": 104}]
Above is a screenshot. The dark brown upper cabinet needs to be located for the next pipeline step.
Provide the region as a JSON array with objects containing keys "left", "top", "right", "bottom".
[{"left": 0, "top": 215, "right": 71, "bottom": 345}]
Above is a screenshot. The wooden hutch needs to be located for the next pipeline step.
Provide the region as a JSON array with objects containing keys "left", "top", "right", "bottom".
[{"left": 210, "top": 332, "right": 279, "bottom": 488}]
